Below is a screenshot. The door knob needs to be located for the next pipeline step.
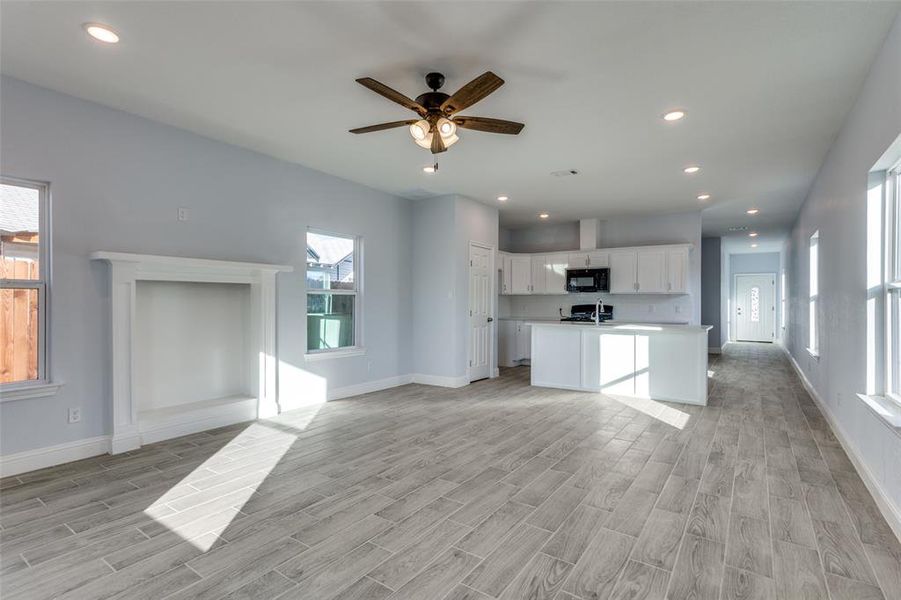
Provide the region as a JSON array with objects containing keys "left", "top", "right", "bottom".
[{"left": 487, "top": 317, "right": 494, "bottom": 322}]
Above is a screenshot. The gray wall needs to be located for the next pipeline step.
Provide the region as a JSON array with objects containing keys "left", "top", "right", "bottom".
[
  {"left": 412, "top": 195, "right": 499, "bottom": 381},
  {"left": 785, "top": 16, "right": 901, "bottom": 523},
  {"left": 412, "top": 196, "right": 458, "bottom": 379},
  {"left": 729, "top": 252, "right": 781, "bottom": 342},
  {"left": 0, "top": 76, "right": 414, "bottom": 455},
  {"left": 499, "top": 222, "right": 579, "bottom": 253},
  {"left": 701, "top": 237, "right": 722, "bottom": 350}
]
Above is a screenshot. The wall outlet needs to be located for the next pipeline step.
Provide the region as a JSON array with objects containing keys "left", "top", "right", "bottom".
[
  {"left": 68, "top": 407, "right": 81, "bottom": 424},
  {"left": 177, "top": 207, "right": 189, "bottom": 222},
  {"left": 674, "top": 305, "right": 682, "bottom": 314}
]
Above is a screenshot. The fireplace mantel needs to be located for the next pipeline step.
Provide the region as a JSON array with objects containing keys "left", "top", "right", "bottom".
[{"left": 91, "top": 252, "right": 293, "bottom": 453}]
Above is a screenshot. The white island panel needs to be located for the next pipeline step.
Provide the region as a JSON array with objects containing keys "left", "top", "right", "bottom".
[{"left": 530, "top": 322, "right": 711, "bottom": 405}]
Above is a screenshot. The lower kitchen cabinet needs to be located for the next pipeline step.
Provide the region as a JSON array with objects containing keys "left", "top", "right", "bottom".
[{"left": 499, "top": 320, "right": 532, "bottom": 366}]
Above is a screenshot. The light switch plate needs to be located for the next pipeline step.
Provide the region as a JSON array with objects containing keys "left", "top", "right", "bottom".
[{"left": 177, "top": 207, "right": 189, "bottom": 222}]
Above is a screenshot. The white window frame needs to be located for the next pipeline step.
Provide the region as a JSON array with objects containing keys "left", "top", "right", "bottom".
[
  {"left": 304, "top": 228, "right": 364, "bottom": 360},
  {"left": 1, "top": 176, "right": 60, "bottom": 400},
  {"left": 884, "top": 162, "right": 901, "bottom": 404},
  {"left": 807, "top": 230, "right": 819, "bottom": 358}
]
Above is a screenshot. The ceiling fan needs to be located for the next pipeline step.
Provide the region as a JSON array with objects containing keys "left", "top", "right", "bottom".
[{"left": 350, "top": 71, "right": 524, "bottom": 154}]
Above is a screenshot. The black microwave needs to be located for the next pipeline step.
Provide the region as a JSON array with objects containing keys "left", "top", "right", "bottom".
[{"left": 566, "top": 268, "right": 610, "bottom": 293}]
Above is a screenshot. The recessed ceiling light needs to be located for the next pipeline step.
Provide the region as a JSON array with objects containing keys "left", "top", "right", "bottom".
[
  {"left": 83, "top": 23, "right": 120, "bottom": 44},
  {"left": 697, "top": 194, "right": 711, "bottom": 201},
  {"left": 497, "top": 196, "right": 508, "bottom": 202},
  {"left": 751, "top": 243, "right": 758, "bottom": 248},
  {"left": 746, "top": 208, "right": 760, "bottom": 215},
  {"left": 683, "top": 165, "right": 701, "bottom": 174},
  {"left": 749, "top": 232, "right": 759, "bottom": 237},
  {"left": 539, "top": 213, "right": 549, "bottom": 219},
  {"left": 663, "top": 110, "right": 686, "bottom": 122}
]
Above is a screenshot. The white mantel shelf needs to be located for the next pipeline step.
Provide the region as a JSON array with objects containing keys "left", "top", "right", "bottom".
[{"left": 91, "top": 252, "right": 293, "bottom": 454}]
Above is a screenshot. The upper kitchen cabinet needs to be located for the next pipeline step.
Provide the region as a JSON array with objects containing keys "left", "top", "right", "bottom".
[
  {"left": 665, "top": 247, "right": 689, "bottom": 294},
  {"left": 545, "top": 255, "right": 568, "bottom": 294},
  {"left": 636, "top": 248, "right": 667, "bottom": 293},
  {"left": 609, "top": 251, "right": 638, "bottom": 294},
  {"left": 499, "top": 253, "right": 513, "bottom": 295},
  {"left": 608, "top": 245, "right": 691, "bottom": 295},
  {"left": 567, "top": 251, "right": 608, "bottom": 268},
  {"left": 499, "top": 244, "right": 688, "bottom": 296},
  {"left": 509, "top": 255, "right": 532, "bottom": 294}
]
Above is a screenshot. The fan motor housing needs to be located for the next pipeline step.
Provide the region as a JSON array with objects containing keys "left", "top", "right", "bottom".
[{"left": 415, "top": 91, "right": 450, "bottom": 112}]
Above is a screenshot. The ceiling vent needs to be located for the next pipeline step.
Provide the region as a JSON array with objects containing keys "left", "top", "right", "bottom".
[
  {"left": 728, "top": 226, "right": 750, "bottom": 232},
  {"left": 551, "top": 169, "right": 579, "bottom": 177}
]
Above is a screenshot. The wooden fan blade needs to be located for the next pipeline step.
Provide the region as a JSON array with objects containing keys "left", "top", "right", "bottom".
[
  {"left": 430, "top": 125, "right": 447, "bottom": 154},
  {"left": 454, "top": 116, "right": 524, "bottom": 135},
  {"left": 440, "top": 72, "right": 504, "bottom": 114},
  {"left": 349, "top": 120, "right": 416, "bottom": 134},
  {"left": 356, "top": 78, "right": 427, "bottom": 116}
]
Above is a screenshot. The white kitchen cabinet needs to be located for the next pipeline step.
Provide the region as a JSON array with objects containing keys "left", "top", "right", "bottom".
[
  {"left": 500, "top": 244, "right": 689, "bottom": 296},
  {"left": 665, "top": 247, "right": 689, "bottom": 294},
  {"left": 587, "top": 251, "right": 609, "bottom": 268},
  {"left": 510, "top": 256, "right": 532, "bottom": 294},
  {"left": 609, "top": 251, "right": 638, "bottom": 294},
  {"left": 568, "top": 251, "right": 608, "bottom": 269},
  {"left": 498, "top": 320, "right": 518, "bottom": 366},
  {"left": 545, "top": 255, "right": 568, "bottom": 294},
  {"left": 636, "top": 248, "right": 667, "bottom": 293},
  {"left": 499, "top": 320, "right": 532, "bottom": 366},
  {"left": 530, "top": 255, "right": 546, "bottom": 294},
  {"left": 517, "top": 322, "right": 532, "bottom": 359},
  {"left": 568, "top": 252, "right": 589, "bottom": 268},
  {"left": 499, "top": 253, "right": 513, "bottom": 295}
]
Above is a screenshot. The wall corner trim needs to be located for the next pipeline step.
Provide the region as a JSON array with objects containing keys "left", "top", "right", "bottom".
[
  {"left": 781, "top": 346, "right": 901, "bottom": 542},
  {"left": 1, "top": 436, "right": 111, "bottom": 477},
  {"left": 411, "top": 374, "right": 470, "bottom": 388}
]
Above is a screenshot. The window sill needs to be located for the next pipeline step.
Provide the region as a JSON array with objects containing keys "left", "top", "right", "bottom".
[
  {"left": 856, "top": 394, "right": 901, "bottom": 428},
  {"left": 304, "top": 348, "right": 366, "bottom": 362},
  {"left": 0, "top": 381, "right": 63, "bottom": 403},
  {"left": 806, "top": 347, "right": 820, "bottom": 360}
]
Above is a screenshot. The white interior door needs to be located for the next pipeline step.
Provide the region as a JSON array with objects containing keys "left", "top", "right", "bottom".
[
  {"left": 469, "top": 244, "right": 492, "bottom": 381},
  {"left": 735, "top": 274, "right": 775, "bottom": 342}
]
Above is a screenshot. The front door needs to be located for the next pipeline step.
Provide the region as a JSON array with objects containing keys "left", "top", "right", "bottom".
[
  {"left": 469, "top": 244, "right": 492, "bottom": 381},
  {"left": 735, "top": 273, "right": 775, "bottom": 342}
]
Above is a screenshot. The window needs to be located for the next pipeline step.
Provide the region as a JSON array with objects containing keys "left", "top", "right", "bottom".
[
  {"left": 305, "top": 230, "right": 361, "bottom": 355},
  {"left": 1, "top": 178, "right": 49, "bottom": 388},
  {"left": 808, "top": 230, "right": 819, "bottom": 356},
  {"left": 886, "top": 164, "right": 901, "bottom": 399},
  {"left": 750, "top": 286, "right": 761, "bottom": 322}
]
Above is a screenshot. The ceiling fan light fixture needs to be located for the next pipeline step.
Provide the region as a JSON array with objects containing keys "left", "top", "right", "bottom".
[
  {"left": 409, "top": 120, "right": 430, "bottom": 141},
  {"left": 437, "top": 117, "right": 456, "bottom": 137}
]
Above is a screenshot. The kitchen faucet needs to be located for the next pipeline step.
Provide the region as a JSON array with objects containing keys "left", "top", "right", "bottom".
[{"left": 595, "top": 298, "right": 604, "bottom": 326}]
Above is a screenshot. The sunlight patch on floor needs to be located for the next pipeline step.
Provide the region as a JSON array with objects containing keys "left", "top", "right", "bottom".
[
  {"left": 605, "top": 393, "right": 691, "bottom": 429},
  {"left": 142, "top": 420, "right": 301, "bottom": 551}
]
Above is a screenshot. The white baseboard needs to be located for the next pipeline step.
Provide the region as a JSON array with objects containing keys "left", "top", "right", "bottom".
[
  {"left": 328, "top": 375, "right": 414, "bottom": 400},
  {"left": 411, "top": 373, "right": 470, "bottom": 388},
  {"left": 1, "top": 435, "right": 110, "bottom": 477},
  {"left": 781, "top": 346, "right": 901, "bottom": 542}
]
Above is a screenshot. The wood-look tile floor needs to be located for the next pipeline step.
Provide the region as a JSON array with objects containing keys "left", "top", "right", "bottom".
[{"left": 2, "top": 343, "right": 900, "bottom": 599}]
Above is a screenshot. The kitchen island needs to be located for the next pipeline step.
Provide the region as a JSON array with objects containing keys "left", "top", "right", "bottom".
[{"left": 529, "top": 321, "right": 713, "bottom": 405}]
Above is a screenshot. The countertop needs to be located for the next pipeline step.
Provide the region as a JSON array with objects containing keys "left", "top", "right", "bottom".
[{"left": 525, "top": 320, "right": 711, "bottom": 334}]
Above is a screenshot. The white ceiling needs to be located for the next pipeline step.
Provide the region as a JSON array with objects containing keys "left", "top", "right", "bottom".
[{"left": 2, "top": 2, "right": 898, "bottom": 240}]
